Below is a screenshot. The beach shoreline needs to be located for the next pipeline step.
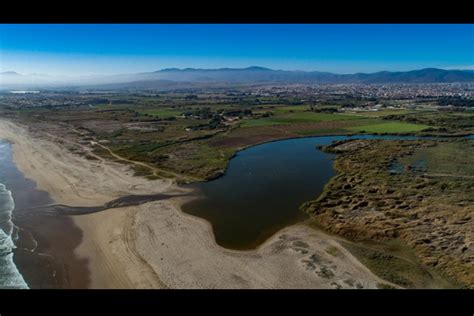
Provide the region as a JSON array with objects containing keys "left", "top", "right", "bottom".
[{"left": 0, "top": 118, "right": 396, "bottom": 289}]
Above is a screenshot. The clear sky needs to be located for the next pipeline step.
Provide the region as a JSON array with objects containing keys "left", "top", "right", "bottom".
[{"left": 0, "top": 24, "right": 473, "bottom": 76}]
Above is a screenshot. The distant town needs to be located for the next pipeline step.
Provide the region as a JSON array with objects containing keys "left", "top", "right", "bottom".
[{"left": 1, "top": 83, "right": 473, "bottom": 112}]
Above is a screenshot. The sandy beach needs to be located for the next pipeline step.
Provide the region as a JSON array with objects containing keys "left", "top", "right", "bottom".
[{"left": 0, "top": 118, "right": 395, "bottom": 289}]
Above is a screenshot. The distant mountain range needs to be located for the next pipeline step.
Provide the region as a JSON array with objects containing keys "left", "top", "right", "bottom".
[
  {"left": 149, "top": 67, "right": 474, "bottom": 84},
  {"left": 0, "top": 71, "right": 21, "bottom": 76},
  {"left": 1, "top": 67, "right": 474, "bottom": 90}
]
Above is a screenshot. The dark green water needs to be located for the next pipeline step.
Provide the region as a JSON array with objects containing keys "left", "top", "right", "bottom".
[{"left": 182, "top": 134, "right": 473, "bottom": 250}]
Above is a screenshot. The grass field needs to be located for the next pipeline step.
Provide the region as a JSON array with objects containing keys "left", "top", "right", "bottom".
[
  {"left": 295, "top": 128, "right": 353, "bottom": 136},
  {"left": 400, "top": 140, "right": 474, "bottom": 177},
  {"left": 345, "top": 109, "right": 415, "bottom": 118},
  {"left": 271, "top": 105, "right": 311, "bottom": 114},
  {"left": 347, "top": 121, "right": 430, "bottom": 133},
  {"left": 242, "top": 112, "right": 363, "bottom": 127},
  {"left": 381, "top": 111, "right": 474, "bottom": 134}
]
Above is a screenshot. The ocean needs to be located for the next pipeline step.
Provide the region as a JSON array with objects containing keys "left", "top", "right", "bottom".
[{"left": 0, "top": 141, "right": 28, "bottom": 289}]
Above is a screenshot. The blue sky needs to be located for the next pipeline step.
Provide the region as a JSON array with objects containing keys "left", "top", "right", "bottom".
[{"left": 0, "top": 24, "right": 473, "bottom": 75}]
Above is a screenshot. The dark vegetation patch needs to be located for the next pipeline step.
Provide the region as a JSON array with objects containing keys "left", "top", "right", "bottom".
[
  {"left": 342, "top": 241, "right": 431, "bottom": 288},
  {"left": 384, "top": 111, "right": 474, "bottom": 134},
  {"left": 302, "top": 139, "right": 473, "bottom": 288}
]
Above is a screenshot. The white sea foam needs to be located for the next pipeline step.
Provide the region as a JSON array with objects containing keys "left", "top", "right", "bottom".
[
  {"left": 0, "top": 230, "right": 29, "bottom": 289},
  {"left": 0, "top": 143, "right": 29, "bottom": 289}
]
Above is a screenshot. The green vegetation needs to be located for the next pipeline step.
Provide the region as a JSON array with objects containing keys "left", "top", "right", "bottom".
[
  {"left": 295, "top": 128, "right": 352, "bottom": 136},
  {"left": 3, "top": 88, "right": 474, "bottom": 289},
  {"left": 241, "top": 118, "right": 284, "bottom": 127},
  {"left": 400, "top": 140, "right": 474, "bottom": 177},
  {"left": 376, "top": 283, "right": 397, "bottom": 289},
  {"left": 131, "top": 164, "right": 155, "bottom": 178},
  {"left": 137, "top": 108, "right": 182, "bottom": 118},
  {"left": 341, "top": 241, "right": 434, "bottom": 288},
  {"left": 242, "top": 112, "right": 362, "bottom": 127},
  {"left": 437, "top": 95, "right": 474, "bottom": 107},
  {"left": 303, "top": 139, "right": 473, "bottom": 288},
  {"left": 9, "top": 90, "right": 474, "bottom": 185},
  {"left": 271, "top": 105, "right": 311, "bottom": 114},
  {"left": 383, "top": 111, "right": 474, "bottom": 134},
  {"left": 154, "top": 141, "right": 236, "bottom": 180},
  {"left": 6, "top": 99, "right": 447, "bottom": 182},
  {"left": 325, "top": 246, "right": 341, "bottom": 257},
  {"left": 347, "top": 121, "right": 430, "bottom": 133},
  {"left": 348, "top": 109, "right": 414, "bottom": 117}
]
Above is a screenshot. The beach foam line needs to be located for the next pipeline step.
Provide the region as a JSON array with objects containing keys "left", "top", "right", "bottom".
[{"left": 0, "top": 144, "right": 29, "bottom": 289}]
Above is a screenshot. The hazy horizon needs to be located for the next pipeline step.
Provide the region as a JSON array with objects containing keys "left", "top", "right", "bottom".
[
  {"left": 2, "top": 64, "right": 474, "bottom": 77},
  {"left": 1, "top": 24, "right": 473, "bottom": 77},
  {"left": 2, "top": 65, "right": 474, "bottom": 90}
]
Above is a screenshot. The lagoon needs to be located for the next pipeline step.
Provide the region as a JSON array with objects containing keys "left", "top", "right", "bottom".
[{"left": 182, "top": 134, "right": 471, "bottom": 249}]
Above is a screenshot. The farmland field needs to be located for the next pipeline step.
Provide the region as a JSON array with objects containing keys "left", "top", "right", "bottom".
[
  {"left": 347, "top": 121, "right": 430, "bottom": 133},
  {"left": 242, "top": 112, "right": 363, "bottom": 127}
]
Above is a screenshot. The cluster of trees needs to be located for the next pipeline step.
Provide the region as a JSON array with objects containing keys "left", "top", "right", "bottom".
[
  {"left": 208, "top": 115, "right": 223, "bottom": 129},
  {"left": 281, "top": 99, "right": 304, "bottom": 105},
  {"left": 183, "top": 108, "right": 254, "bottom": 131},
  {"left": 187, "top": 115, "right": 223, "bottom": 131},
  {"left": 182, "top": 108, "right": 214, "bottom": 119},
  {"left": 182, "top": 108, "right": 253, "bottom": 120},
  {"left": 309, "top": 105, "right": 338, "bottom": 113},
  {"left": 219, "top": 109, "right": 252, "bottom": 117},
  {"left": 437, "top": 96, "right": 474, "bottom": 107},
  {"left": 260, "top": 111, "right": 274, "bottom": 118}
]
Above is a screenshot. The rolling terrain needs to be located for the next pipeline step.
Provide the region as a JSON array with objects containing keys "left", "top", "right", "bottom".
[{"left": 2, "top": 67, "right": 474, "bottom": 90}]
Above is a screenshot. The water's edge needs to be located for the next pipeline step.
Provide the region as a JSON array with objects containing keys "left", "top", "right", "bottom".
[
  {"left": 0, "top": 141, "right": 29, "bottom": 289},
  {"left": 182, "top": 133, "right": 474, "bottom": 250},
  {"left": 1, "top": 132, "right": 472, "bottom": 288}
]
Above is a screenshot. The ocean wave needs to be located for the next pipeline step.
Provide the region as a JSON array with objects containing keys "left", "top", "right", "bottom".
[
  {"left": 0, "top": 184, "right": 15, "bottom": 253},
  {"left": 0, "top": 229, "right": 28, "bottom": 289},
  {"left": 0, "top": 179, "right": 29, "bottom": 289}
]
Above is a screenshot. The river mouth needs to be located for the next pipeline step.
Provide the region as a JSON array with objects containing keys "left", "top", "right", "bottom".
[{"left": 181, "top": 134, "right": 472, "bottom": 250}]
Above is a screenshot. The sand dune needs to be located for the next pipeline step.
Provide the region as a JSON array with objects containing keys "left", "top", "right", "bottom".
[{"left": 0, "top": 118, "right": 395, "bottom": 289}]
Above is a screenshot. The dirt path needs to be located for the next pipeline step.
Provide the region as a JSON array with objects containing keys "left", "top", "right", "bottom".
[
  {"left": 93, "top": 141, "right": 179, "bottom": 178},
  {"left": 51, "top": 125, "right": 199, "bottom": 182},
  {"left": 0, "top": 118, "right": 398, "bottom": 289}
]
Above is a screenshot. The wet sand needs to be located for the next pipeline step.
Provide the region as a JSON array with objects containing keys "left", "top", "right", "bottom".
[
  {"left": 0, "top": 118, "right": 179, "bottom": 288},
  {"left": 13, "top": 194, "right": 181, "bottom": 288},
  {"left": 0, "top": 118, "right": 396, "bottom": 289},
  {"left": 13, "top": 214, "right": 89, "bottom": 288},
  {"left": 0, "top": 139, "right": 89, "bottom": 288}
]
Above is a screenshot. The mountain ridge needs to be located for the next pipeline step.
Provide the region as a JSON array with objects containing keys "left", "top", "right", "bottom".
[
  {"left": 2, "top": 67, "right": 474, "bottom": 90},
  {"left": 143, "top": 67, "right": 474, "bottom": 84}
]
